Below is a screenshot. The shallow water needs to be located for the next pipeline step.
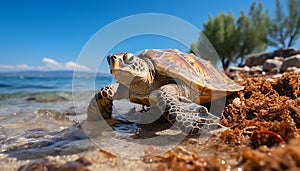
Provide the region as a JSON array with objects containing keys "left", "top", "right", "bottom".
[{"left": 0, "top": 73, "right": 147, "bottom": 159}]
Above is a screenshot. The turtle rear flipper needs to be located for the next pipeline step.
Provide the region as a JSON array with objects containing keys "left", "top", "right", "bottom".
[{"left": 149, "top": 84, "right": 223, "bottom": 134}]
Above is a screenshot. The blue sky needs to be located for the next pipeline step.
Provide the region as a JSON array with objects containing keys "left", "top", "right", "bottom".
[{"left": 0, "top": 0, "right": 297, "bottom": 72}]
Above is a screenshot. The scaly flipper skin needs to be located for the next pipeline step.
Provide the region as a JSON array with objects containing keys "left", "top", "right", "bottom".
[
  {"left": 87, "top": 83, "right": 128, "bottom": 121},
  {"left": 149, "top": 84, "right": 221, "bottom": 134}
]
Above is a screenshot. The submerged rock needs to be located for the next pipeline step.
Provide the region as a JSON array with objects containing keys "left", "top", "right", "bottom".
[
  {"left": 25, "top": 96, "right": 69, "bottom": 102},
  {"left": 35, "top": 109, "right": 71, "bottom": 122}
]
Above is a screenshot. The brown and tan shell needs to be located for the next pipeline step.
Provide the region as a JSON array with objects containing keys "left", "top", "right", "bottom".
[{"left": 139, "top": 49, "right": 243, "bottom": 101}]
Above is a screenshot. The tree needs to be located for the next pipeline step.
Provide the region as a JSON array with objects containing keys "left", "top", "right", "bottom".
[
  {"left": 248, "top": 1, "right": 269, "bottom": 50},
  {"left": 191, "top": 13, "right": 239, "bottom": 70},
  {"left": 268, "top": 0, "right": 300, "bottom": 48},
  {"left": 236, "top": 10, "right": 252, "bottom": 66},
  {"left": 286, "top": 0, "right": 300, "bottom": 47},
  {"left": 191, "top": 1, "right": 269, "bottom": 69},
  {"left": 237, "top": 2, "right": 269, "bottom": 66}
]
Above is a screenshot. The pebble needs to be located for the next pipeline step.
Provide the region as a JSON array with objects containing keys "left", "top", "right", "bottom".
[{"left": 232, "top": 97, "right": 241, "bottom": 108}]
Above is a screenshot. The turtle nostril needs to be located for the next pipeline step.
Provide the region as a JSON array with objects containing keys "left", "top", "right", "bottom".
[{"left": 107, "top": 55, "right": 117, "bottom": 64}]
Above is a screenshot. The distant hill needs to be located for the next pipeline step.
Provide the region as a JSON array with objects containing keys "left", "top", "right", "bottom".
[{"left": 0, "top": 70, "right": 111, "bottom": 78}]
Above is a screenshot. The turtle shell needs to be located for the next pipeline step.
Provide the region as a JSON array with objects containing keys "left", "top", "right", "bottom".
[{"left": 139, "top": 49, "right": 243, "bottom": 102}]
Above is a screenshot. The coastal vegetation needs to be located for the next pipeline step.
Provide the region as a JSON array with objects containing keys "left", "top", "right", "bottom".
[{"left": 191, "top": 0, "right": 300, "bottom": 69}]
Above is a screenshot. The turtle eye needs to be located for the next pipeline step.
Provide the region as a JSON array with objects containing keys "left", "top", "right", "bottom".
[{"left": 123, "top": 53, "right": 134, "bottom": 63}]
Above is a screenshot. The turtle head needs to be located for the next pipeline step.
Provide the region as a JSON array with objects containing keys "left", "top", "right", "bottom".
[{"left": 107, "top": 52, "right": 154, "bottom": 87}]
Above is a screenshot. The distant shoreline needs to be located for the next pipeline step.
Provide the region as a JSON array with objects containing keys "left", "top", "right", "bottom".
[{"left": 0, "top": 70, "right": 111, "bottom": 78}]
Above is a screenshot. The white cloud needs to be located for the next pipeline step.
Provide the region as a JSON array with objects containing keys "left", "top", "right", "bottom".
[
  {"left": 0, "top": 65, "right": 14, "bottom": 69},
  {"left": 0, "top": 57, "right": 90, "bottom": 72},
  {"left": 65, "top": 61, "right": 89, "bottom": 71},
  {"left": 42, "top": 57, "right": 64, "bottom": 69}
]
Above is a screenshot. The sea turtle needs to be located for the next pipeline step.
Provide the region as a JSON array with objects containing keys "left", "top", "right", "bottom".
[{"left": 87, "top": 49, "right": 243, "bottom": 134}]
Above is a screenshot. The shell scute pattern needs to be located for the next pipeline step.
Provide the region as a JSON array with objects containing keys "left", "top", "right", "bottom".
[{"left": 139, "top": 49, "right": 243, "bottom": 94}]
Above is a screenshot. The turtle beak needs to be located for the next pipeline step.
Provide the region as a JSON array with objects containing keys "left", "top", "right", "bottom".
[
  {"left": 107, "top": 54, "right": 121, "bottom": 74},
  {"left": 107, "top": 55, "right": 118, "bottom": 66}
]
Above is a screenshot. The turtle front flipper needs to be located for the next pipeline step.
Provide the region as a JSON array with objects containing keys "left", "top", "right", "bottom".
[
  {"left": 87, "top": 83, "right": 129, "bottom": 121},
  {"left": 149, "top": 84, "right": 222, "bottom": 134}
]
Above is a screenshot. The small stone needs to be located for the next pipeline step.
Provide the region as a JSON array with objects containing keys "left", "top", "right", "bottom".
[
  {"left": 246, "top": 53, "right": 269, "bottom": 67},
  {"left": 58, "top": 161, "right": 88, "bottom": 171},
  {"left": 263, "top": 59, "right": 282, "bottom": 72},
  {"left": 271, "top": 74, "right": 283, "bottom": 79},
  {"left": 270, "top": 67, "right": 280, "bottom": 74},
  {"left": 227, "top": 66, "right": 250, "bottom": 72},
  {"left": 286, "top": 67, "right": 300, "bottom": 73},
  {"left": 266, "top": 78, "right": 275, "bottom": 82},
  {"left": 274, "top": 56, "right": 284, "bottom": 61},
  {"left": 232, "top": 97, "right": 241, "bottom": 108},
  {"left": 75, "top": 156, "right": 92, "bottom": 166},
  {"left": 250, "top": 65, "right": 263, "bottom": 72},
  {"left": 63, "top": 110, "right": 77, "bottom": 116},
  {"left": 25, "top": 97, "right": 36, "bottom": 101},
  {"left": 281, "top": 54, "right": 300, "bottom": 72}
]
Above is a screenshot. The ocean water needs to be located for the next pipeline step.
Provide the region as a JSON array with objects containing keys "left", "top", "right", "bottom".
[{"left": 0, "top": 72, "right": 124, "bottom": 159}]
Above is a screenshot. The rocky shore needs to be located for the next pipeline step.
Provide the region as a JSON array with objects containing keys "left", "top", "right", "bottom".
[{"left": 228, "top": 48, "right": 300, "bottom": 76}]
